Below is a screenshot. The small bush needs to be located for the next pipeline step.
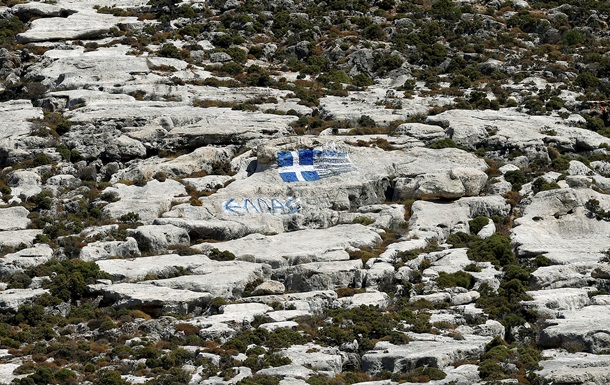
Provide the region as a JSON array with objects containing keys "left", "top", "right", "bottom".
[{"left": 208, "top": 248, "right": 235, "bottom": 261}]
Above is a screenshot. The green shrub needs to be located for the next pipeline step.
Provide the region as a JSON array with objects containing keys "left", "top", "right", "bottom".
[
  {"left": 503, "top": 170, "right": 527, "bottom": 190},
  {"left": 469, "top": 216, "right": 489, "bottom": 234},
  {"left": 436, "top": 271, "right": 474, "bottom": 289},
  {"left": 531, "top": 177, "right": 560, "bottom": 194},
  {"left": 427, "top": 138, "right": 458, "bottom": 149},
  {"left": 208, "top": 248, "right": 235, "bottom": 261}
]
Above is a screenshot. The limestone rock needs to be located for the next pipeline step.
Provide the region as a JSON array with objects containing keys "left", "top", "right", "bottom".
[
  {"left": 539, "top": 305, "right": 610, "bottom": 353},
  {"left": 361, "top": 337, "right": 491, "bottom": 375},
  {"left": 17, "top": 11, "right": 139, "bottom": 43},
  {"left": 251, "top": 280, "right": 286, "bottom": 296},
  {"left": 148, "top": 260, "right": 270, "bottom": 298},
  {"left": 537, "top": 349, "right": 610, "bottom": 384},
  {"left": 279, "top": 260, "right": 366, "bottom": 292},
  {"left": 0, "top": 206, "right": 30, "bottom": 231},
  {"left": 90, "top": 282, "right": 211, "bottom": 316},
  {"left": 79, "top": 238, "right": 140, "bottom": 262},
  {"left": 280, "top": 344, "right": 343, "bottom": 373},
  {"left": 130, "top": 224, "right": 190, "bottom": 253},
  {"left": 0, "top": 288, "right": 48, "bottom": 312},
  {"left": 102, "top": 180, "right": 188, "bottom": 223},
  {"left": 0, "top": 230, "right": 43, "bottom": 249},
  {"left": 194, "top": 225, "right": 381, "bottom": 267},
  {"left": 0, "top": 244, "right": 54, "bottom": 278}
]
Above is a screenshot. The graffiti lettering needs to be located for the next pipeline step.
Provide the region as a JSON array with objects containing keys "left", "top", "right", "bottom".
[{"left": 223, "top": 197, "right": 301, "bottom": 216}]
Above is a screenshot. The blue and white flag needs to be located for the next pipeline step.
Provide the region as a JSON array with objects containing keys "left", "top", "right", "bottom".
[
  {"left": 277, "top": 150, "right": 321, "bottom": 182},
  {"left": 278, "top": 145, "right": 354, "bottom": 183}
]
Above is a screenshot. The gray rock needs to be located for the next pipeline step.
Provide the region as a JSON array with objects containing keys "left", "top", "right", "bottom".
[
  {"left": 280, "top": 260, "right": 365, "bottom": 292},
  {"left": 0, "top": 288, "right": 48, "bottom": 312},
  {"left": 280, "top": 344, "right": 343, "bottom": 373},
  {"left": 79, "top": 238, "right": 140, "bottom": 262},
  {"left": 102, "top": 180, "right": 188, "bottom": 223},
  {"left": 0, "top": 206, "right": 30, "bottom": 231},
  {"left": 0, "top": 230, "right": 43, "bottom": 249},
  {"left": 251, "top": 280, "right": 286, "bottom": 296},
  {"left": 536, "top": 349, "right": 610, "bottom": 384},
  {"left": 0, "top": 244, "right": 54, "bottom": 278},
  {"left": 539, "top": 305, "right": 610, "bottom": 353},
  {"left": 130, "top": 224, "right": 190, "bottom": 253},
  {"left": 361, "top": 337, "right": 491, "bottom": 375},
  {"left": 194, "top": 225, "right": 381, "bottom": 267},
  {"left": 90, "top": 282, "right": 211, "bottom": 316},
  {"left": 148, "top": 260, "right": 270, "bottom": 298},
  {"left": 17, "top": 10, "right": 139, "bottom": 43},
  {"left": 8, "top": 170, "right": 42, "bottom": 198}
]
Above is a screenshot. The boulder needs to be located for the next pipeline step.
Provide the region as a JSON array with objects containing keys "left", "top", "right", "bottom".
[
  {"left": 194, "top": 225, "right": 381, "bottom": 267},
  {"left": 539, "top": 305, "right": 610, "bottom": 353},
  {"left": 361, "top": 337, "right": 491, "bottom": 375},
  {"left": 536, "top": 349, "right": 610, "bottom": 384},
  {"left": 251, "top": 280, "right": 286, "bottom": 296},
  {"left": 0, "top": 206, "right": 31, "bottom": 231},
  {"left": 17, "top": 11, "right": 139, "bottom": 43},
  {"left": 148, "top": 260, "right": 270, "bottom": 298},
  {"left": 280, "top": 260, "right": 366, "bottom": 292},
  {"left": 280, "top": 344, "right": 343, "bottom": 373},
  {"left": 0, "top": 288, "right": 48, "bottom": 312},
  {"left": 0, "top": 230, "right": 43, "bottom": 249},
  {"left": 130, "top": 224, "right": 190, "bottom": 253},
  {"left": 96, "top": 254, "right": 212, "bottom": 282},
  {"left": 102, "top": 180, "right": 188, "bottom": 223},
  {"left": 0, "top": 244, "right": 54, "bottom": 278},
  {"left": 90, "top": 282, "right": 211, "bottom": 316},
  {"left": 79, "top": 238, "right": 140, "bottom": 262}
]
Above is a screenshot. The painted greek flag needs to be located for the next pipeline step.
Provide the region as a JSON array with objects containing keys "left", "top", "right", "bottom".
[
  {"left": 277, "top": 150, "right": 321, "bottom": 182},
  {"left": 278, "top": 146, "right": 354, "bottom": 183}
]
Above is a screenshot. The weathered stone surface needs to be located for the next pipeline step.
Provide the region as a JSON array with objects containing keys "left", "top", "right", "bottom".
[
  {"left": 539, "top": 305, "right": 610, "bottom": 353},
  {"left": 251, "top": 280, "right": 285, "bottom": 296},
  {"left": 91, "top": 282, "right": 211, "bottom": 316},
  {"left": 96, "top": 254, "right": 211, "bottom": 282},
  {"left": 536, "top": 349, "right": 610, "bottom": 385},
  {"left": 279, "top": 260, "right": 365, "bottom": 292},
  {"left": 512, "top": 188, "right": 610, "bottom": 267},
  {"left": 280, "top": 344, "right": 343, "bottom": 373},
  {"left": 79, "top": 238, "right": 140, "bottom": 262},
  {"left": 102, "top": 180, "right": 188, "bottom": 223},
  {"left": 8, "top": 170, "right": 42, "bottom": 198},
  {"left": 148, "top": 259, "right": 269, "bottom": 299},
  {"left": 522, "top": 288, "right": 590, "bottom": 317},
  {"left": 17, "top": 11, "right": 139, "bottom": 43},
  {"left": 0, "top": 230, "right": 43, "bottom": 249},
  {"left": 361, "top": 337, "right": 491, "bottom": 375},
  {"left": 194, "top": 225, "right": 381, "bottom": 267},
  {"left": 0, "top": 244, "right": 54, "bottom": 278},
  {"left": 0, "top": 206, "right": 30, "bottom": 231},
  {"left": 0, "top": 288, "right": 48, "bottom": 312},
  {"left": 129, "top": 224, "right": 190, "bottom": 253}
]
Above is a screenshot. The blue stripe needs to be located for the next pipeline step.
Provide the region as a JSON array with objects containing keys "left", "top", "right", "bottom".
[
  {"left": 301, "top": 171, "right": 320, "bottom": 181},
  {"left": 298, "top": 149, "right": 314, "bottom": 165},
  {"left": 277, "top": 152, "right": 293, "bottom": 167},
  {"left": 280, "top": 172, "right": 298, "bottom": 182}
]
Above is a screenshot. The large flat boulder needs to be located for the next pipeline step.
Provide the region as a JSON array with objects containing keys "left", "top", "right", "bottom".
[
  {"left": 194, "top": 224, "right": 381, "bottom": 267},
  {"left": 539, "top": 305, "right": 610, "bottom": 353},
  {"left": 91, "top": 282, "right": 211, "bottom": 316},
  {"left": 536, "top": 349, "right": 610, "bottom": 385},
  {"left": 102, "top": 180, "right": 188, "bottom": 223},
  {"left": 0, "top": 206, "right": 30, "bottom": 231},
  {"left": 361, "top": 337, "right": 491, "bottom": 375},
  {"left": 148, "top": 260, "right": 269, "bottom": 298},
  {"left": 0, "top": 288, "right": 48, "bottom": 312}
]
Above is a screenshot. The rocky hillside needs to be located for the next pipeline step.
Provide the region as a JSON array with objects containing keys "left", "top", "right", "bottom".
[{"left": 0, "top": 0, "right": 610, "bottom": 384}]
